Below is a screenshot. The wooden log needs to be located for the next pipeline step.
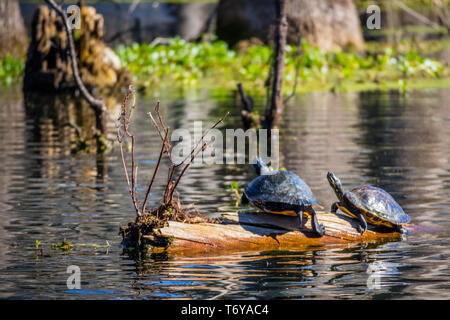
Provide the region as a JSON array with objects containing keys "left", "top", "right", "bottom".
[{"left": 147, "top": 210, "right": 408, "bottom": 255}]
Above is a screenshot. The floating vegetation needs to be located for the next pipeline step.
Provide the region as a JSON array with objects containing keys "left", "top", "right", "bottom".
[
  {"left": 116, "top": 37, "right": 447, "bottom": 92},
  {"left": 0, "top": 55, "right": 24, "bottom": 88},
  {"left": 1, "top": 38, "right": 447, "bottom": 91},
  {"left": 32, "top": 240, "right": 110, "bottom": 255},
  {"left": 51, "top": 240, "right": 74, "bottom": 251},
  {"left": 77, "top": 240, "right": 111, "bottom": 248}
]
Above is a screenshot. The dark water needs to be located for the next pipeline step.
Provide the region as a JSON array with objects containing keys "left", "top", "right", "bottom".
[{"left": 0, "top": 87, "right": 449, "bottom": 299}]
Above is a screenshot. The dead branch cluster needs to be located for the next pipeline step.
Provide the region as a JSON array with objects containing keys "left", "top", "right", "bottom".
[{"left": 117, "top": 86, "right": 227, "bottom": 227}]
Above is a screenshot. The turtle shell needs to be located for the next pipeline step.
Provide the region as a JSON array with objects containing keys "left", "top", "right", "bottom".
[
  {"left": 244, "top": 170, "right": 318, "bottom": 216},
  {"left": 344, "top": 185, "right": 410, "bottom": 227}
]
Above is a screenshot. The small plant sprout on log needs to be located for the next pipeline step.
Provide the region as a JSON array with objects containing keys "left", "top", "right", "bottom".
[{"left": 117, "top": 86, "right": 228, "bottom": 249}]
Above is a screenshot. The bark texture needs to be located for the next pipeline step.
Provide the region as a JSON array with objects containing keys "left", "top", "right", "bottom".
[
  {"left": 0, "top": 0, "right": 28, "bottom": 59},
  {"left": 217, "top": 0, "right": 364, "bottom": 51},
  {"left": 147, "top": 210, "right": 410, "bottom": 256},
  {"left": 23, "top": 3, "right": 129, "bottom": 92},
  {"left": 266, "top": 0, "right": 288, "bottom": 129}
]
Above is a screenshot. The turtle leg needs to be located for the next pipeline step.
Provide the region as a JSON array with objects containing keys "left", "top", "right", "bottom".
[
  {"left": 331, "top": 202, "right": 341, "bottom": 213},
  {"left": 241, "top": 193, "right": 249, "bottom": 205},
  {"left": 343, "top": 205, "right": 368, "bottom": 234},
  {"left": 306, "top": 206, "right": 325, "bottom": 237},
  {"left": 355, "top": 212, "right": 368, "bottom": 234},
  {"left": 295, "top": 208, "right": 304, "bottom": 229}
]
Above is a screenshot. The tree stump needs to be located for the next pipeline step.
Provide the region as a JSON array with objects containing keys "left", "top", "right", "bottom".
[{"left": 23, "top": 3, "right": 130, "bottom": 92}]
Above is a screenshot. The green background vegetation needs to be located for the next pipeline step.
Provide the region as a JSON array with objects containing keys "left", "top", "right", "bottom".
[
  {"left": 1, "top": 38, "right": 448, "bottom": 92},
  {"left": 117, "top": 38, "right": 447, "bottom": 92}
]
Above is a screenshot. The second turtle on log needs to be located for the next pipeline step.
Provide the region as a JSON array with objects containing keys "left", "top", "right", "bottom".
[
  {"left": 327, "top": 172, "right": 410, "bottom": 234},
  {"left": 241, "top": 157, "right": 325, "bottom": 237}
]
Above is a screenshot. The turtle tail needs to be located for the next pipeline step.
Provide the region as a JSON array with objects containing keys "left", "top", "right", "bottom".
[{"left": 253, "top": 157, "right": 270, "bottom": 175}]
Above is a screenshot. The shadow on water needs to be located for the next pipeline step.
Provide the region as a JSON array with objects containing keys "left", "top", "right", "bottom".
[{"left": 0, "top": 87, "right": 448, "bottom": 299}]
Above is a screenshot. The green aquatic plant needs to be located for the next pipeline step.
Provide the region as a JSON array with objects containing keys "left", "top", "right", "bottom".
[
  {"left": 51, "top": 240, "right": 74, "bottom": 251},
  {"left": 0, "top": 55, "right": 24, "bottom": 88},
  {"left": 77, "top": 240, "right": 111, "bottom": 248},
  {"left": 34, "top": 240, "right": 44, "bottom": 258},
  {"left": 229, "top": 181, "right": 240, "bottom": 207},
  {"left": 116, "top": 38, "right": 447, "bottom": 92},
  {"left": 1, "top": 37, "right": 446, "bottom": 91}
]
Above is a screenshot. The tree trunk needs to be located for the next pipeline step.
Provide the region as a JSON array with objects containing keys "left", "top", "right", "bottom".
[
  {"left": 0, "top": 0, "right": 27, "bottom": 59},
  {"left": 217, "top": 0, "right": 364, "bottom": 52},
  {"left": 176, "top": 3, "right": 217, "bottom": 41},
  {"left": 266, "top": 0, "right": 288, "bottom": 129}
]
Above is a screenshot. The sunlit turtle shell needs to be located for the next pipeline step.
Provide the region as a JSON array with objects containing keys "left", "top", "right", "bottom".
[
  {"left": 344, "top": 185, "right": 410, "bottom": 228},
  {"left": 244, "top": 170, "right": 318, "bottom": 216}
]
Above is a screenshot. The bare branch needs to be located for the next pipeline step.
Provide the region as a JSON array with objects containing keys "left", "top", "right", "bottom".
[
  {"left": 117, "top": 86, "right": 140, "bottom": 215},
  {"left": 167, "top": 112, "right": 229, "bottom": 202},
  {"left": 284, "top": 33, "right": 302, "bottom": 104},
  {"left": 168, "top": 139, "right": 213, "bottom": 202},
  {"left": 148, "top": 102, "right": 173, "bottom": 161},
  {"left": 141, "top": 129, "right": 169, "bottom": 213},
  {"left": 44, "top": 0, "right": 110, "bottom": 133},
  {"left": 116, "top": 87, "right": 229, "bottom": 218},
  {"left": 176, "top": 112, "right": 229, "bottom": 167}
]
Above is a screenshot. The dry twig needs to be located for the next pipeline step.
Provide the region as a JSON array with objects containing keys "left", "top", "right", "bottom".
[
  {"left": 117, "top": 86, "right": 139, "bottom": 215},
  {"left": 117, "top": 88, "right": 229, "bottom": 221}
]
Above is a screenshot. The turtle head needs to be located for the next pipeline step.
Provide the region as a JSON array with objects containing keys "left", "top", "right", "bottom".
[
  {"left": 327, "top": 172, "right": 345, "bottom": 202},
  {"left": 253, "top": 157, "right": 271, "bottom": 175}
]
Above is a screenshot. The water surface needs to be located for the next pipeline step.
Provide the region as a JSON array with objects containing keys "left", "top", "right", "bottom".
[{"left": 0, "top": 87, "right": 448, "bottom": 299}]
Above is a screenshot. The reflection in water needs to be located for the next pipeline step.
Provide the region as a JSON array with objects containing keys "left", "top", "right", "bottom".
[
  {"left": 127, "top": 239, "right": 418, "bottom": 300},
  {"left": 0, "top": 88, "right": 448, "bottom": 299}
]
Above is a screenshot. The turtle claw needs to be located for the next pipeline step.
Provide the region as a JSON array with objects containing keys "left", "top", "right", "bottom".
[
  {"left": 398, "top": 226, "right": 409, "bottom": 235},
  {"left": 317, "top": 224, "right": 325, "bottom": 237},
  {"left": 355, "top": 214, "right": 368, "bottom": 235},
  {"left": 357, "top": 224, "right": 367, "bottom": 235}
]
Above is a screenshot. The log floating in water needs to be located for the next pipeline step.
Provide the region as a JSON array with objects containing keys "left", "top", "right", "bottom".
[{"left": 147, "top": 210, "right": 407, "bottom": 255}]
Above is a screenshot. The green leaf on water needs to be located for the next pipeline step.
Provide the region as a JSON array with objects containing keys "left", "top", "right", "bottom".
[{"left": 51, "top": 240, "right": 73, "bottom": 251}]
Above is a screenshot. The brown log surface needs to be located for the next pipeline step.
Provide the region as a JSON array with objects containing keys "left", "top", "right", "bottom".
[{"left": 148, "top": 210, "right": 407, "bottom": 255}]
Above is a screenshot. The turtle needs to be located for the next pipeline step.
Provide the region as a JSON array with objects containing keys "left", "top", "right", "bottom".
[
  {"left": 241, "top": 157, "right": 325, "bottom": 237},
  {"left": 326, "top": 172, "right": 410, "bottom": 234}
]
